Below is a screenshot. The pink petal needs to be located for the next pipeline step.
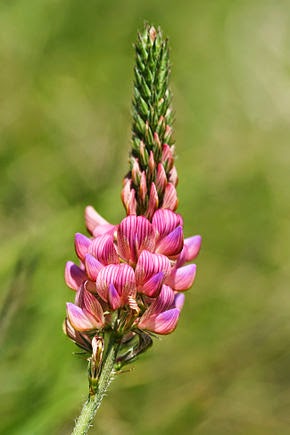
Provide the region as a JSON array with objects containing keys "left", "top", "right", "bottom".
[
  {"left": 65, "top": 261, "right": 87, "bottom": 290},
  {"left": 82, "top": 290, "right": 104, "bottom": 325},
  {"left": 92, "top": 224, "right": 116, "bottom": 237},
  {"left": 141, "top": 271, "right": 165, "bottom": 297},
  {"left": 96, "top": 263, "right": 136, "bottom": 303},
  {"left": 85, "top": 206, "right": 109, "bottom": 234},
  {"left": 75, "top": 233, "right": 91, "bottom": 262},
  {"left": 177, "top": 235, "right": 202, "bottom": 266},
  {"left": 162, "top": 183, "right": 178, "bottom": 211},
  {"left": 66, "top": 303, "right": 100, "bottom": 331},
  {"left": 166, "top": 264, "right": 196, "bottom": 291},
  {"left": 117, "top": 215, "right": 155, "bottom": 263},
  {"left": 108, "top": 283, "right": 122, "bottom": 310},
  {"left": 89, "top": 234, "right": 119, "bottom": 265},
  {"left": 155, "top": 226, "right": 184, "bottom": 257},
  {"left": 152, "top": 209, "right": 183, "bottom": 239},
  {"left": 185, "top": 235, "right": 202, "bottom": 260},
  {"left": 138, "top": 308, "right": 180, "bottom": 335},
  {"left": 84, "top": 254, "right": 103, "bottom": 281},
  {"left": 143, "top": 284, "right": 175, "bottom": 318},
  {"left": 135, "top": 250, "right": 171, "bottom": 285},
  {"left": 174, "top": 293, "right": 185, "bottom": 311}
]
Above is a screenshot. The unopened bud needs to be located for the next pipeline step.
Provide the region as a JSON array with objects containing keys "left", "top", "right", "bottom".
[{"left": 89, "top": 336, "right": 104, "bottom": 395}]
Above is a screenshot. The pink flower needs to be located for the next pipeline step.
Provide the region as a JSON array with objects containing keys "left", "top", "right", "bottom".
[
  {"left": 138, "top": 285, "right": 185, "bottom": 334},
  {"left": 66, "top": 284, "right": 105, "bottom": 332},
  {"left": 65, "top": 205, "right": 201, "bottom": 342}
]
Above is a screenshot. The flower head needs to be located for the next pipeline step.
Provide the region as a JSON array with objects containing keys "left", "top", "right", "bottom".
[{"left": 65, "top": 206, "right": 201, "bottom": 358}]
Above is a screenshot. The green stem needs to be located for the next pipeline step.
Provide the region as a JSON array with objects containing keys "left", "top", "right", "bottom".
[{"left": 72, "top": 335, "right": 120, "bottom": 435}]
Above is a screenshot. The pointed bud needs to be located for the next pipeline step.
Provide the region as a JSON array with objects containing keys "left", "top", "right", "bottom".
[
  {"left": 168, "top": 166, "right": 178, "bottom": 186},
  {"left": 162, "top": 183, "right": 178, "bottom": 211},
  {"left": 149, "top": 151, "right": 155, "bottom": 174},
  {"left": 145, "top": 183, "right": 159, "bottom": 220},
  {"left": 153, "top": 132, "right": 161, "bottom": 150},
  {"left": 139, "top": 171, "right": 147, "bottom": 203},
  {"left": 90, "top": 336, "right": 104, "bottom": 380},
  {"left": 156, "top": 163, "right": 167, "bottom": 195},
  {"left": 131, "top": 158, "right": 142, "bottom": 185},
  {"left": 149, "top": 26, "right": 157, "bottom": 43},
  {"left": 162, "top": 144, "right": 174, "bottom": 171}
]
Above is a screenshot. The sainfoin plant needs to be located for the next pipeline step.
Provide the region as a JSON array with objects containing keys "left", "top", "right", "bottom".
[{"left": 64, "top": 24, "right": 201, "bottom": 434}]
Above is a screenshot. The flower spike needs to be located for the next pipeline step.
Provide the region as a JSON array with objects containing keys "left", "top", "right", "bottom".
[{"left": 64, "top": 24, "right": 202, "bottom": 434}]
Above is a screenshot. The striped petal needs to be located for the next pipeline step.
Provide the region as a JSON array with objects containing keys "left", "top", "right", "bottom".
[
  {"left": 162, "top": 183, "right": 178, "bottom": 211},
  {"left": 75, "top": 233, "right": 91, "bottom": 262},
  {"left": 117, "top": 215, "right": 155, "bottom": 263},
  {"left": 166, "top": 264, "right": 196, "bottom": 291},
  {"left": 152, "top": 209, "right": 183, "bottom": 239},
  {"left": 65, "top": 261, "right": 86, "bottom": 290},
  {"left": 135, "top": 250, "right": 171, "bottom": 285},
  {"left": 66, "top": 303, "right": 100, "bottom": 332},
  {"left": 89, "top": 234, "right": 119, "bottom": 265},
  {"left": 143, "top": 284, "right": 175, "bottom": 318},
  {"left": 96, "top": 263, "right": 136, "bottom": 304},
  {"left": 138, "top": 308, "right": 180, "bottom": 335},
  {"left": 82, "top": 290, "right": 104, "bottom": 325}
]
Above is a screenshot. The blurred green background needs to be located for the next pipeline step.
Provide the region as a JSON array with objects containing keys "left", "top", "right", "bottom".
[{"left": 1, "top": 0, "right": 290, "bottom": 434}]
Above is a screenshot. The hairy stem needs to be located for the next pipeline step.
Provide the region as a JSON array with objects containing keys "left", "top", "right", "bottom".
[{"left": 72, "top": 335, "right": 120, "bottom": 435}]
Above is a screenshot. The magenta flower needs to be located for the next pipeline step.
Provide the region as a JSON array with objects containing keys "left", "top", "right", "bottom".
[{"left": 65, "top": 206, "right": 201, "bottom": 345}]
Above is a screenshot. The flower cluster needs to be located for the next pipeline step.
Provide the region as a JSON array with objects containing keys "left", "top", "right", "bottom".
[{"left": 64, "top": 205, "right": 201, "bottom": 355}]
